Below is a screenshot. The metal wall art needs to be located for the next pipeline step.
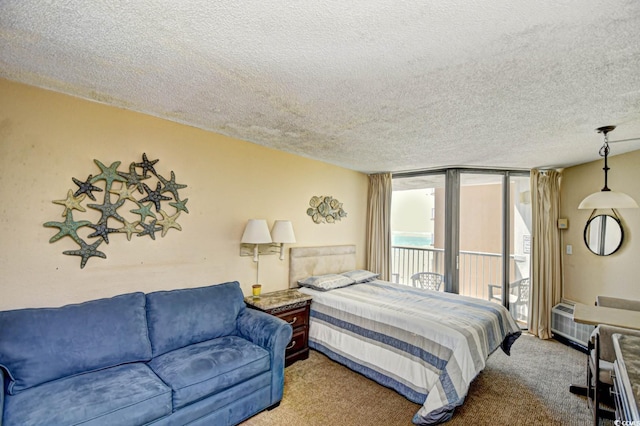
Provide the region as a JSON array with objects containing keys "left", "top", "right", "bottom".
[
  {"left": 306, "top": 195, "right": 347, "bottom": 224},
  {"left": 44, "top": 153, "right": 189, "bottom": 268}
]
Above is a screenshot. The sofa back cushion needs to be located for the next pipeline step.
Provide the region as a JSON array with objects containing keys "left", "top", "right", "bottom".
[
  {"left": 145, "top": 282, "right": 246, "bottom": 357},
  {"left": 0, "top": 292, "right": 152, "bottom": 394}
]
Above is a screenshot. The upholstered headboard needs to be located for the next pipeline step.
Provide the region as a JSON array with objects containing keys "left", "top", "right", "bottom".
[{"left": 289, "top": 245, "right": 357, "bottom": 288}]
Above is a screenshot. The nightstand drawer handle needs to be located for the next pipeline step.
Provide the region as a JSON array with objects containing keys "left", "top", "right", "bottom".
[
  {"left": 286, "top": 340, "right": 296, "bottom": 350},
  {"left": 288, "top": 317, "right": 297, "bottom": 325}
]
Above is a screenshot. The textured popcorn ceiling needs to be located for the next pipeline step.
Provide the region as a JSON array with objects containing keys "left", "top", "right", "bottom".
[{"left": 2, "top": 1, "right": 640, "bottom": 173}]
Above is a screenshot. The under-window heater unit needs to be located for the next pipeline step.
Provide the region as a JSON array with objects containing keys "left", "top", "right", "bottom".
[{"left": 550, "top": 302, "right": 594, "bottom": 348}]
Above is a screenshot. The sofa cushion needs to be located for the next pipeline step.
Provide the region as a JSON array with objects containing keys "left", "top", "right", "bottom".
[
  {"left": 0, "top": 292, "right": 152, "bottom": 394},
  {"left": 3, "top": 363, "right": 172, "bottom": 426},
  {"left": 147, "top": 335, "right": 270, "bottom": 410},
  {"left": 146, "top": 281, "right": 246, "bottom": 357}
]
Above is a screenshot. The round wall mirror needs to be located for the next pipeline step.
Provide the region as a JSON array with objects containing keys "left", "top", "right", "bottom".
[{"left": 583, "top": 214, "right": 623, "bottom": 256}]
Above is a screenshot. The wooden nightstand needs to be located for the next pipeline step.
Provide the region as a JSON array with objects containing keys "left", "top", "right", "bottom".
[{"left": 244, "top": 289, "right": 312, "bottom": 367}]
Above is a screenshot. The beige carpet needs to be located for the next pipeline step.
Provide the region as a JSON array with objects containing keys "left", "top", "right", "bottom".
[{"left": 242, "top": 333, "right": 604, "bottom": 426}]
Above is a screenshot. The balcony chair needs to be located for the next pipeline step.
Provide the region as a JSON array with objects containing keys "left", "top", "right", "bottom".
[
  {"left": 410, "top": 272, "right": 443, "bottom": 291},
  {"left": 585, "top": 296, "right": 640, "bottom": 425},
  {"left": 487, "top": 277, "right": 530, "bottom": 321}
]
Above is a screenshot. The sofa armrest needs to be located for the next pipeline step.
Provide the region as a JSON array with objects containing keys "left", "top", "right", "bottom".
[
  {"left": 596, "top": 296, "right": 640, "bottom": 312},
  {"left": 236, "top": 309, "right": 293, "bottom": 405}
]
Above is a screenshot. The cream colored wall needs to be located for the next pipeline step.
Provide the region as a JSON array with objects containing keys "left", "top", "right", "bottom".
[
  {"left": 0, "top": 79, "right": 368, "bottom": 310},
  {"left": 560, "top": 149, "right": 640, "bottom": 304}
]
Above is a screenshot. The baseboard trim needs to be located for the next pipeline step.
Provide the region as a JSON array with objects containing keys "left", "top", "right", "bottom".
[{"left": 552, "top": 334, "right": 588, "bottom": 354}]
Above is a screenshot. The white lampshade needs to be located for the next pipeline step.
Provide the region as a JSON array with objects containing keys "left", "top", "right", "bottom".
[
  {"left": 271, "top": 220, "right": 296, "bottom": 243},
  {"left": 271, "top": 220, "right": 295, "bottom": 260},
  {"left": 241, "top": 219, "right": 272, "bottom": 244},
  {"left": 578, "top": 191, "right": 639, "bottom": 209}
]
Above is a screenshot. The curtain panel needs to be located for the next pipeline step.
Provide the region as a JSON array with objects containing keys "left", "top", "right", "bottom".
[
  {"left": 529, "top": 169, "right": 563, "bottom": 339},
  {"left": 366, "top": 173, "right": 392, "bottom": 281}
]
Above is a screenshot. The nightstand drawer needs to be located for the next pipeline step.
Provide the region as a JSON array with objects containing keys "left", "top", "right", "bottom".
[
  {"left": 287, "top": 327, "right": 308, "bottom": 355},
  {"left": 277, "top": 306, "right": 308, "bottom": 328}
]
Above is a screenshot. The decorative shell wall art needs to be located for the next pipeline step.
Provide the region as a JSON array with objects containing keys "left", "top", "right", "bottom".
[
  {"left": 306, "top": 196, "right": 347, "bottom": 224},
  {"left": 44, "top": 153, "right": 189, "bottom": 268}
]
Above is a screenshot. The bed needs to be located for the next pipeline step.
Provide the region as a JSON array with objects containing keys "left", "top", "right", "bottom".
[{"left": 289, "top": 245, "right": 521, "bottom": 425}]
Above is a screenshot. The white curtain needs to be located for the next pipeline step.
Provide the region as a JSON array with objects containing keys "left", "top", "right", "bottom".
[
  {"left": 529, "top": 169, "right": 563, "bottom": 339},
  {"left": 366, "top": 173, "right": 392, "bottom": 280}
]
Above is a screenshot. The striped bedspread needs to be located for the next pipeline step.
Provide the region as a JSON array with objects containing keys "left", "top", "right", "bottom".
[{"left": 298, "top": 280, "right": 521, "bottom": 425}]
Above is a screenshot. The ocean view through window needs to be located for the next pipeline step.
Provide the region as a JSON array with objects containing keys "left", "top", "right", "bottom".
[{"left": 392, "top": 232, "right": 433, "bottom": 248}]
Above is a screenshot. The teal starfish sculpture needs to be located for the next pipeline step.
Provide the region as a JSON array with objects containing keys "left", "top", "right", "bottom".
[
  {"left": 169, "top": 197, "right": 189, "bottom": 214},
  {"left": 90, "top": 160, "right": 127, "bottom": 191},
  {"left": 140, "top": 182, "right": 172, "bottom": 212},
  {"left": 63, "top": 238, "right": 106, "bottom": 269},
  {"left": 158, "top": 171, "right": 188, "bottom": 200},
  {"left": 130, "top": 201, "right": 157, "bottom": 222},
  {"left": 44, "top": 211, "right": 92, "bottom": 243},
  {"left": 73, "top": 175, "right": 103, "bottom": 201},
  {"left": 137, "top": 219, "right": 162, "bottom": 240},
  {"left": 88, "top": 195, "right": 126, "bottom": 224},
  {"left": 53, "top": 190, "right": 87, "bottom": 216},
  {"left": 118, "top": 162, "right": 149, "bottom": 194},
  {"left": 135, "top": 153, "right": 159, "bottom": 178},
  {"left": 157, "top": 210, "right": 182, "bottom": 237}
]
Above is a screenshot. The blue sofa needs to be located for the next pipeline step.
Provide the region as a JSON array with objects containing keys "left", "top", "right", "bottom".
[{"left": 0, "top": 281, "right": 293, "bottom": 426}]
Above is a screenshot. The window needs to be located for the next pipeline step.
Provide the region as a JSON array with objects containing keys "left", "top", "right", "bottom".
[{"left": 391, "top": 169, "right": 531, "bottom": 327}]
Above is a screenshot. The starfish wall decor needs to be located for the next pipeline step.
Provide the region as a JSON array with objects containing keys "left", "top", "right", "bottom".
[{"left": 44, "top": 153, "right": 189, "bottom": 269}]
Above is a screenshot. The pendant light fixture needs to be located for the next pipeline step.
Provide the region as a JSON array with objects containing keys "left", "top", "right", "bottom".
[{"left": 578, "top": 126, "right": 638, "bottom": 210}]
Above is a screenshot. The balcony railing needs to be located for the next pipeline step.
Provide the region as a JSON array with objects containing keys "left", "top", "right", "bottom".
[{"left": 391, "top": 245, "right": 518, "bottom": 301}]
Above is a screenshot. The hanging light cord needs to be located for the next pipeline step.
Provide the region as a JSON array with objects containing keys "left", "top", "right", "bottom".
[{"left": 597, "top": 127, "right": 613, "bottom": 192}]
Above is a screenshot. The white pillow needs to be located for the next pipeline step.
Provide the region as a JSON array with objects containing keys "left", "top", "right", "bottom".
[
  {"left": 341, "top": 270, "right": 380, "bottom": 283},
  {"left": 298, "top": 274, "right": 355, "bottom": 291}
]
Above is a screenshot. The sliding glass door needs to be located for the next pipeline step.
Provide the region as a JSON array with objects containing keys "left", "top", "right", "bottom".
[
  {"left": 458, "top": 173, "right": 504, "bottom": 300},
  {"left": 506, "top": 174, "right": 532, "bottom": 326},
  {"left": 391, "top": 169, "right": 531, "bottom": 327},
  {"left": 391, "top": 174, "right": 445, "bottom": 287}
]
